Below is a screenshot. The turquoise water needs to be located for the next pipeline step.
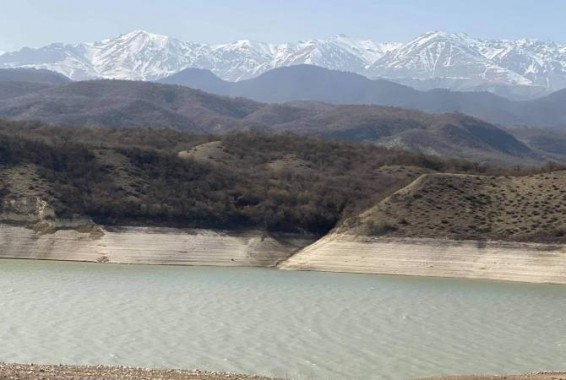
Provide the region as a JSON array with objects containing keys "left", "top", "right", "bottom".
[{"left": 0, "top": 259, "right": 565, "bottom": 379}]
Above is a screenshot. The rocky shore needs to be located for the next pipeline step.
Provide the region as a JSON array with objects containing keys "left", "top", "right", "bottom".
[
  {"left": 0, "top": 363, "right": 279, "bottom": 379},
  {"left": 1, "top": 364, "right": 563, "bottom": 380},
  {"left": 426, "top": 373, "right": 566, "bottom": 380}
]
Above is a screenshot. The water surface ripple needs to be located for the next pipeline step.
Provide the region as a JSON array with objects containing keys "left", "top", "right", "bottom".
[{"left": 0, "top": 260, "right": 565, "bottom": 379}]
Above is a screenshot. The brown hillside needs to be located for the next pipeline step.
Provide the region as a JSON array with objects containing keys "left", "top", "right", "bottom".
[
  {"left": 347, "top": 171, "right": 566, "bottom": 243},
  {"left": 0, "top": 80, "right": 545, "bottom": 166}
]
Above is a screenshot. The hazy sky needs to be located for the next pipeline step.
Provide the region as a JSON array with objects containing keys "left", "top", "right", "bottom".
[{"left": 1, "top": 0, "right": 565, "bottom": 51}]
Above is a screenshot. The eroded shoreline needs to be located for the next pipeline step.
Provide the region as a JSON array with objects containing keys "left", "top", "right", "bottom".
[
  {"left": 279, "top": 234, "right": 566, "bottom": 284},
  {"left": 1, "top": 223, "right": 565, "bottom": 285},
  {"left": 0, "top": 224, "right": 314, "bottom": 267}
]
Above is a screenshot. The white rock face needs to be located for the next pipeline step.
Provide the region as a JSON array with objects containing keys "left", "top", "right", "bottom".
[{"left": 2, "top": 30, "right": 566, "bottom": 94}]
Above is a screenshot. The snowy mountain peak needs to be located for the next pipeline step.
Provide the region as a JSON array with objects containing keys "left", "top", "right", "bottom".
[
  {"left": 370, "top": 31, "right": 540, "bottom": 90},
  {"left": 2, "top": 30, "right": 566, "bottom": 96},
  {"left": 121, "top": 29, "right": 162, "bottom": 38}
]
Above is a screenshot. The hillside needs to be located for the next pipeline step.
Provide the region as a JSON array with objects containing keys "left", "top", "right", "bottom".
[
  {"left": 0, "top": 79, "right": 543, "bottom": 166},
  {"left": 0, "top": 68, "right": 71, "bottom": 100},
  {"left": 2, "top": 121, "right": 485, "bottom": 235},
  {"left": 158, "top": 65, "right": 420, "bottom": 105},
  {"left": 271, "top": 105, "right": 536, "bottom": 164},
  {"left": 0, "top": 80, "right": 261, "bottom": 132},
  {"left": 513, "top": 128, "right": 566, "bottom": 162},
  {"left": 159, "top": 65, "right": 566, "bottom": 129},
  {"left": 0, "top": 121, "right": 563, "bottom": 245},
  {"left": 0, "top": 68, "right": 70, "bottom": 85},
  {"left": 345, "top": 171, "right": 566, "bottom": 243},
  {"left": 0, "top": 82, "right": 53, "bottom": 100}
]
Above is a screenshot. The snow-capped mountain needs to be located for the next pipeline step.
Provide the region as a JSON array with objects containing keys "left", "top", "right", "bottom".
[
  {"left": 369, "top": 31, "right": 531, "bottom": 87},
  {"left": 368, "top": 31, "right": 566, "bottom": 97},
  {"left": 479, "top": 38, "right": 566, "bottom": 91},
  {"left": 0, "top": 30, "right": 396, "bottom": 82},
  {"left": 2, "top": 30, "right": 566, "bottom": 97}
]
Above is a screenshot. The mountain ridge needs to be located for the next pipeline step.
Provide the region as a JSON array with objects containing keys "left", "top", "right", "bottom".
[
  {"left": 158, "top": 65, "right": 566, "bottom": 129},
  {"left": 3, "top": 30, "right": 566, "bottom": 97},
  {"left": 0, "top": 78, "right": 543, "bottom": 166}
]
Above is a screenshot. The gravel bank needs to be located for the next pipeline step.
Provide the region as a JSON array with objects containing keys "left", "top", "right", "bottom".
[
  {"left": 0, "top": 363, "right": 280, "bottom": 379},
  {"left": 426, "top": 373, "right": 566, "bottom": 380}
]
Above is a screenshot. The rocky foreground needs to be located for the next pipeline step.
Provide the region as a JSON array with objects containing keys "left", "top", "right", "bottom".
[
  {"left": 428, "top": 374, "right": 566, "bottom": 380},
  {"left": 0, "top": 363, "right": 278, "bottom": 379},
  {"left": 1, "top": 364, "right": 563, "bottom": 380}
]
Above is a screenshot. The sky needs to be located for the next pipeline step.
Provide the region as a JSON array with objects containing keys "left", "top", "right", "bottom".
[{"left": 1, "top": 0, "right": 565, "bottom": 51}]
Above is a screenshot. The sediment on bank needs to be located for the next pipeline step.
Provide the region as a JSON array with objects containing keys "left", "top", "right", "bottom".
[
  {"left": 279, "top": 234, "right": 566, "bottom": 284},
  {"left": 0, "top": 223, "right": 313, "bottom": 267}
]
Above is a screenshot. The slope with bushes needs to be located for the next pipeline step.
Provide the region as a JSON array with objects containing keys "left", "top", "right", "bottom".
[{"left": 346, "top": 170, "right": 566, "bottom": 243}]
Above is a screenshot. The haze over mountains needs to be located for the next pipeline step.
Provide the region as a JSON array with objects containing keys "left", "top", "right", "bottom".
[
  {"left": 3, "top": 30, "right": 566, "bottom": 98},
  {"left": 0, "top": 77, "right": 545, "bottom": 166},
  {"left": 160, "top": 65, "right": 566, "bottom": 129}
]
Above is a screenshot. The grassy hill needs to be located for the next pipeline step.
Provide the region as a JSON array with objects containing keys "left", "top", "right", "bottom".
[{"left": 346, "top": 171, "right": 566, "bottom": 243}]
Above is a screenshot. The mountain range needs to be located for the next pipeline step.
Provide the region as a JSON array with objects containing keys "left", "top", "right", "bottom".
[
  {"left": 2, "top": 30, "right": 566, "bottom": 98},
  {"left": 159, "top": 65, "right": 566, "bottom": 129}
]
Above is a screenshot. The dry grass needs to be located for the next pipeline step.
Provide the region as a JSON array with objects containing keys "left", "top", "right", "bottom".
[
  {"left": 349, "top": 171, "right": 566, "bottom": 243},
  {"left": 179, "top": 141, "right": 233, "bottom": 165}
]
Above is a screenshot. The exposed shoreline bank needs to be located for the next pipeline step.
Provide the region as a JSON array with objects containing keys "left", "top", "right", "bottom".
[
  {"left": 279, "top": 234, "right": 566, "bottom": 285},
  {"left": 0, "top": 223, "right": 314, "bottom": 267},
  {"left": 1, "top": 223, "right": 565, "bottom": 285}
]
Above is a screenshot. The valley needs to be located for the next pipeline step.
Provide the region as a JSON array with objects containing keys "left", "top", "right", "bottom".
[{"left": 3, "top": 4, "right": 566, "bottom": 380}]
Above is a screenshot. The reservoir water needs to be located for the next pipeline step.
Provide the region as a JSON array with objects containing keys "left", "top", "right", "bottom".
[{"left": 0, "top": 259, "right": 565, "bottom": 379}]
